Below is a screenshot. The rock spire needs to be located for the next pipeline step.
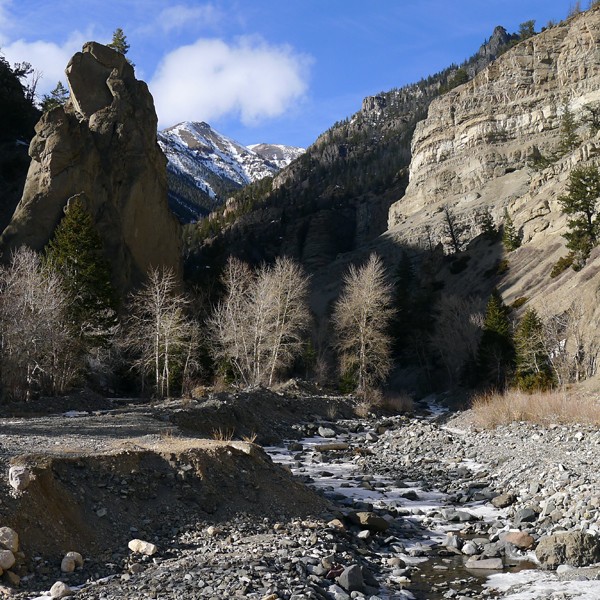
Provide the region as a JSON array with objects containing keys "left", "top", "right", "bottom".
[{"left": 0, "top": 42, "right": 181, "bottom": 292}]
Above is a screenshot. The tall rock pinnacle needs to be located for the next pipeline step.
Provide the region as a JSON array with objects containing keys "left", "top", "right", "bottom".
[{"left": 0, "top": 42, "right": 181, "bottom": 292}]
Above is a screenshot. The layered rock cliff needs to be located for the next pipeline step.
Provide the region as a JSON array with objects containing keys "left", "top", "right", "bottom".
[
  {"left": 0, "top": 42, "right": 181, "bottom": 292},
  {"left": 388, "top": 8, "right": 600, "bottom": 243},
  {"left": 384, "top": 7, "right": 600, "bottom": 350}
]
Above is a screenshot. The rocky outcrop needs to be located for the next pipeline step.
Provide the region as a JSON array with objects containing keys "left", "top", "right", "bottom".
[
  {"left": 0, "top": 42, "right": 181, "bottom": 292},
  {"left": 466, "top": 26, "right": 516, "bottom": 76}
]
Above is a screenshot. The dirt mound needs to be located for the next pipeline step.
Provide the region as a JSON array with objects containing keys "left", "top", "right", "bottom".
[
  {"left": 2, "top": 441, "right": 328, "bottom": 567},
  {"left": 167, "top": 387, "right": 356, "bottom": 444}
]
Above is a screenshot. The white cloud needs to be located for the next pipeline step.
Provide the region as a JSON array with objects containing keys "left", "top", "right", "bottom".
[
  {"left": 1, "top": 33, "right": 87, "bottom": 94},
  {"left": 150, "top": 36, "right": 312, "bottom": 128},
  {"left": 158, "top": 3, "right": 222, "bottom": 33}
]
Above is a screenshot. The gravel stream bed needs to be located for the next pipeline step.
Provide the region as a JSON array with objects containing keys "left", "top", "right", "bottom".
[{"left": 0, "top": 397, "right": 599, "bottom": 599}]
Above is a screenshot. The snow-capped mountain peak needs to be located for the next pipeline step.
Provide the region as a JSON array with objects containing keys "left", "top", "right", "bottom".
[
  {"left": 158, "top": 121, "right": 305, "bottom": 222},
  {"left": 247, "top": 143, "right": 306, "bottom": 170}
]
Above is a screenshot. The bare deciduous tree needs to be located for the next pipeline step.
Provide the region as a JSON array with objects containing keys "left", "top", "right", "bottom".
[
  {"left": 0, "top": 246, "right": 79, "bottom": 400},
  {"left": 543, "top": 301, "right": 599, "bottom": 386},
  {"left": 209, "top": 256, "right": 310, "bottom": 387},
  {"left": 443, "top": 204, "right": 464, "bottom": 253},
  {"left": 124, "top": 267, "right": 197, "bottom": 397},
  {"left": 333, "top": 253, "right": 395, "bottom": 393}
]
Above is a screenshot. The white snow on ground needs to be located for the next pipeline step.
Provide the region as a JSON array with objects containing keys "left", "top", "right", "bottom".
[{"left": 486, "top": 569, "right": 600, "bottom": 599}]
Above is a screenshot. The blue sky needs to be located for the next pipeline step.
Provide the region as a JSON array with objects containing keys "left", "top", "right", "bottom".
[{"left": 0, "top": 0, "right": 574, "bottom": 148}]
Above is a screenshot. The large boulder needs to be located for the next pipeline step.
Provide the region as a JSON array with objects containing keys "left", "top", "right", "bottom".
[
  {"left": 0, "top": 42, "right": 181, "bottom": 293},
  {"left": 535, "top": 532, "right": 600, "bottom": 570}
]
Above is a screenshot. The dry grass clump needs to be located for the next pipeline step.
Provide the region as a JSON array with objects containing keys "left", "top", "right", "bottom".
[
  {"left": 211, "top": 427, "right": 235, "bottom": 441},
  {"left": 379, "top": 392, "right": 414, "bottom": 414},
  {"left": 471, "top": 389, "right": 600, "bottom": 428},
  {"left": 241, "top": 431, "right": 258, "bottom": 444},
  {"left": 354, "top": 401, "right": 373, "bottom": 419},
  {"left": 353, "top": 390, "right": 414, "bottom": 418}
]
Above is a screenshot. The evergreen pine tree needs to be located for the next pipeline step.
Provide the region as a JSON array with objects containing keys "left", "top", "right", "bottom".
[
  {"left": 559, "top": 165, "right": 600, "bottom": 268},
  {"left": 478, "top": 208, "right": 497, "bottom": 239},
  {"left": 502, "top": 208, "right": 520, "bottom": 251},
  {"left": 107, "top": 28, "right": 134, "bottom": 66},
  {"left": 518, "top": 20, "right": 536, "bottom": 40},
  {"left": 107, "top": 28, "right": 130, "bottom": 55},
  {"left": 40, "top": 81, "right": 69, "bottom": 112},
  {"left": 45, "top": 195, "right": 118, "bottom": 347},
  {"left": 514, "top": 308, "right": 554, "bottom": 391},
  {"left": 477, "top": 289, "right": 514, "bottom": 388},
  {"left": 558, "top": 101, "right": 580, "bottom": 156},
  {"left": 583, "top": 103, "right": 600, "bottom": 134}
]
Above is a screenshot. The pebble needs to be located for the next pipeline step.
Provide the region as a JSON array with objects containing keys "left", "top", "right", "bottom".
[
  {"left": 127, "top": 539, "right": 157, "bottom": 556},
  {"left": 0, "top": 527, "right": 18, "bottom": 553},
  {"left": 50, "top": 581, "right": 73, "bottom": 598}
]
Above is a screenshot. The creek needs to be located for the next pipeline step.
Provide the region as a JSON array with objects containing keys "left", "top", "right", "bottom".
[{"left": 266, "top": 412, "right": 540, "bottom": 600}]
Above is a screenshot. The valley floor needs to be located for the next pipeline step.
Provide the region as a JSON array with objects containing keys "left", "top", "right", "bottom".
[{"left": 0, "top": 389, "right": 598, "bottom": 599}]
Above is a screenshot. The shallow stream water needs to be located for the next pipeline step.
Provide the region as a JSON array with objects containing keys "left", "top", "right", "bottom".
[
  {"left": 266, "top": 414, "right": 600, "bottom": 600},
  {"left": 266, "top": 425, "right": 509, "bottom": 599}
]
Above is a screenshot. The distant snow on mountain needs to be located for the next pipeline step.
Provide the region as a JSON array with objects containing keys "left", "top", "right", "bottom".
[
  {"left": 157, "top": 121, "right": 305, "bottom": 223},
  {"left": 248, "top": 143, "right": 306, "bottom": 170}
]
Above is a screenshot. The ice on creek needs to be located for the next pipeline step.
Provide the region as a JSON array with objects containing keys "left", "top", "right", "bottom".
[
  {"left": 421, "top": 394, "right": 450, "bottom": 420},
  {"left": 266, "top": 426, "right": 506, "bottom": 554},
  {"left": 486, "top": 569, "right": 600, "bottom": 599},
  {"left": 63, "top": 410, "right": 89, "bottom": 418}
]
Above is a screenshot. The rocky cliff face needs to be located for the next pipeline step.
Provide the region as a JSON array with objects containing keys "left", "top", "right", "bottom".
[
  {"left": 384, "top": 7, "right": 600, "bottom": 350},
  {"left": 389, "top": 9, "right": 600, "bottom": 237},
  {"left": 0, "top": 42, "right": 181, "bottom": 292}
]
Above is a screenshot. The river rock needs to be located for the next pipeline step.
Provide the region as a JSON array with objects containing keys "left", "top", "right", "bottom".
[
  {"left": 0, "top": 550, "right": 15, "bottom": 570},
  {"left": 8, "top": 466, "right": 30, "bottom": 491},
  {"left": 346, "top": 511, "right": 389, "bottom": 532},
  {"left": 50, "top": 581, "right": 73, "bottom": 598},
  {"left": 513, "top": 507, "right": 539, "bottom": 525},
  {"left": 315, "top": 442, "right": 350, "bottom": 451},
  {"left": 336, "top": 564, "right": 364, "bottom": 592},
  {"left": 128, "top": 539, "right": 158, "bottom": 556},
  {"left": 502, "top": 531, "right": 535, "bottom": 549},
  {"left": 0, "top": 527, "right": 18, "bottom": 552},
  {"left": 444, "top": 533, "right": 462, "bottom": 551},
  {"left": 318, "top": 426, "right": 336, "bottom": 438},
  {"left": 327, "top": 519, "right": 346, "bottom": 530},
  {"left": 60, "top": 551, "right": 83, "bottom": 573},
  {"left": 4, "top": 569, "right": 20, "bottom": 586},
  {"left": 491, "top": 492, "right": 516, "bottom": 508},
  {"left": 206, "top": 526, "right": 221, "bottom": 537},
  {"left": 465, "top": 556, "right": 503, "bottom": 570},
  {"left": 461, "top": 541, "right": 479, "bottom": 555},
  {"left": 535, "top": 532, "right": 600, "bottom": 570}
]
